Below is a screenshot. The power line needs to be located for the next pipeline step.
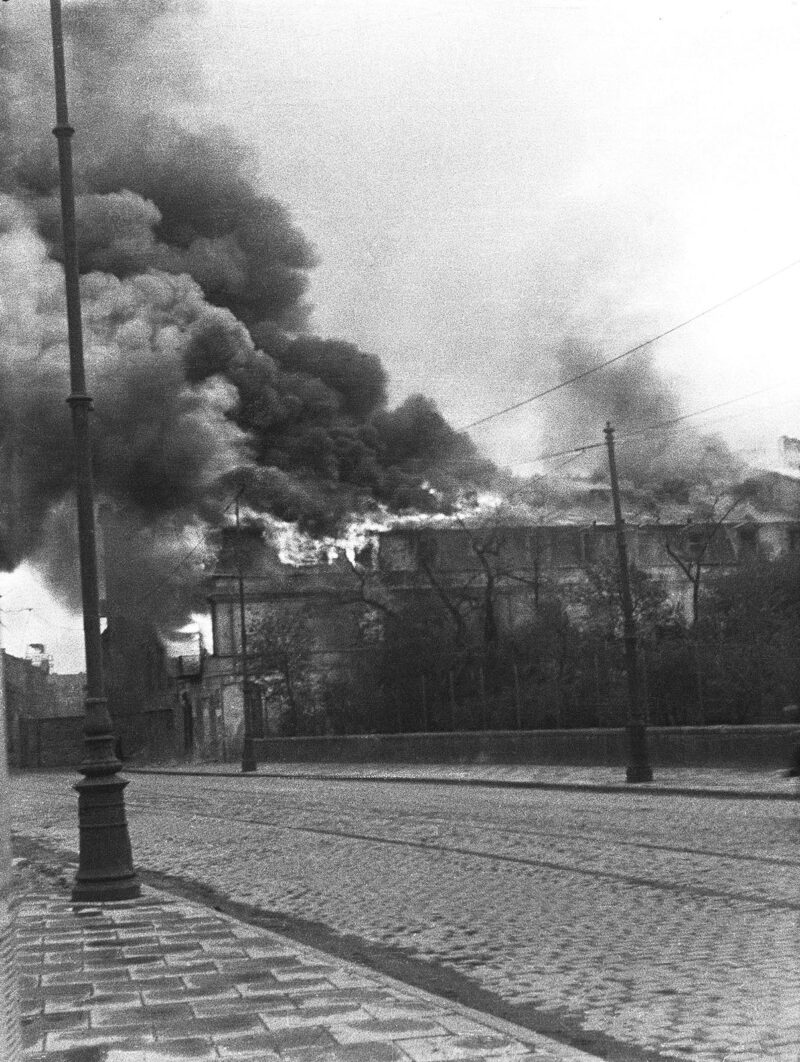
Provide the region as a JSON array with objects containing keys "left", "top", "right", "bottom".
[
  {"left": 1, "top": 493, "right": 243, "bottom": 637},
  {"left": 515, "top": 383, "right": 788, "bottom": 468},
  {"left": 610, "top": 385, "right": 786, "bottom": 455},
  {"left": 129, "top": 492, "right": 241, "bottom": 611},
  {"left": 31, "top": 610, "right": 83, "bottom": 633},
  {"left": 459, "top": 258, "right": 800, "bottom": 432}
]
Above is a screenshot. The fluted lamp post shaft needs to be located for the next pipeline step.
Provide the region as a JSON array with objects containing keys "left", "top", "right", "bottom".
[{"left": 49, "top": 0, "right": 139, "bottom": 901}]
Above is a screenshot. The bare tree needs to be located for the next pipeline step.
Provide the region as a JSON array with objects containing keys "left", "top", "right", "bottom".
[
  {"left": 663, "top": 499, "right": 742, "bottom": 626},
  {"left": 248, "top": 603, "right": 315, "bottom": 734}
]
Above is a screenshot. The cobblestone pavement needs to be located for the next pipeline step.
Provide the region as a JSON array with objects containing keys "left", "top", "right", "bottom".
[
  {"left": 128, "top": 763, "right": 800, "bottom": 799},
  {"left": 11, "top": 771, "right": 800, "bottom": 1062},
  {"left": 16, "top": 883, "right": 596, "bottom": 1062}
]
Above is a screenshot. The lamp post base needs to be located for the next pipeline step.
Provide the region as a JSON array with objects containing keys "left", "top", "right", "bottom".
[
  {"left": 72, "top": 877, "right": 141, "bottom": 903},
  {"left": 241, "top": 738, "right": 257, "bottom": 774},
  {"left": 72, "top": 773, "right": 140, "bottom": 902},
  {"left": 625, "top": 722, "right": 653, "bottom": 784}
]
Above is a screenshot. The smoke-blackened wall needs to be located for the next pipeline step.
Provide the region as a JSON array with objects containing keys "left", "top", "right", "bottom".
[{"left": 0, "top": 0, "right": 490, "bottom": 631}]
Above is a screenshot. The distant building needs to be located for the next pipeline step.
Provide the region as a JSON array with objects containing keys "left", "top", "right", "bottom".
[
  {"left": 101, "top": 617, "right": 180, "bottom": 763},
  {"left": 1, "top": 646, "right": 86, "bottom": 767},
  {"left": 184, "top": 509, "right": 800, "bottom": 756}
]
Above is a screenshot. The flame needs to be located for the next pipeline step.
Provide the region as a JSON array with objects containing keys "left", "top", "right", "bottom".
[{"left": 249, "top": 490, "right": 507, "bottom": 569}]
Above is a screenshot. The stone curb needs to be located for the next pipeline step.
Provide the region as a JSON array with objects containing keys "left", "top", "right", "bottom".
[{"left": 125, "top": 766, "right": 798, "bottom": 801}]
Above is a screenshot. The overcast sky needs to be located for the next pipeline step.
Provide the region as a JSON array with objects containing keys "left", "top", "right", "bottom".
[
  {"left": 193, "top": 0, "right": 800, "bottom": 464},
  {"left": 3, "top": 0, "right": 800, "bottom": 670}
]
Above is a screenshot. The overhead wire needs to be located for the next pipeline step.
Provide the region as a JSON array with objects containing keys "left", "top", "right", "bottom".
[
  {"left": 458, "top": 258, "right": 800, "bottom": 432},
  {"left": 129, "top": 491, "right": 242, "bottom": 611},
  {"left": 0, "top": 607, "right": 33, "bottom": 632},
  {"left": 513, "top": 383, "right": 793, "bottom": 469},
  {"left": 5, "top": 259, "right": 800, "bottom": 641},
  {"left": 3, "top": 490, "right": 247, "bottom": 645},
  {"left": 30, "top": 610, "right": 80, "bottom": 632}
]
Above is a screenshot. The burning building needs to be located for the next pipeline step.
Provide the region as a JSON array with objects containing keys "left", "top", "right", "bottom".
[
  {"left": 3, "top": 2, "right": 800, "bottom": 760},
  {"left": 0, "top": 0, "right": 492, "bottom": 751},
  {"left": 181, "top": 465, "right": 800, "bottom": 757}
]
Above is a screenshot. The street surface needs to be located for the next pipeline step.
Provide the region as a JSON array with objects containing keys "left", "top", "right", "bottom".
[{"left": 11, "top": 771, "right": 800, "bottom": 1062}]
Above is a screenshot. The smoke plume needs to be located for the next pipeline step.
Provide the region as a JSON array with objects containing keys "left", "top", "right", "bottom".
[
  {"left": 0, "top": 0, "right": 490, "bottom": 630},
  {"left": 539, "top": 339, "right": 745, "bottom": 512}
]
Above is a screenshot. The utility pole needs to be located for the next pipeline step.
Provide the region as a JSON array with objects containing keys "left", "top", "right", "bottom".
[
  {"left": 235, "top": 493, "right": 257, "bottom": 773},
  {"left": 48, "top": 0, "right": 139, "bottom": 898},
  {"left": 604, "top": 423, "right": 653, "bottom": 784}
]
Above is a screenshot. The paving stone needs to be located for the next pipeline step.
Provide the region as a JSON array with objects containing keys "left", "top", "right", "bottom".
[
  {"left": 21, "top": 1024, "right": 46, "bottom": 1052},
  {"left": 364, "top": 1001, "right": 446, "bottom": 1021},
  {"left": 281, "top": 1043, "right": 410, "bottom": 1061},
  {"left": 216, "top": 1033, "right": 282, "bottom": 1058},
  {"left": 26, "top": 983, "right": 93, "bottom": 1002},
  {"left": 269, "top": 1024, "right": 338, "bottom": 1051},
  {"left": 39, "top": 1009, "right": 91, "bottom": 1030},
  {"left": 38, "top": 967, "right": 86, "bottom": 982},
  {"left": 191, "top": 998, "right": 294, "bottom": 1019},
  {"left": 263, "top": 1008, "right": 373, "bottom": 1031},
  {"left": 182, "top": 972, "right": 245, "bottom": 991},
  {"left": 328, "top": 1016, "right": 449, "bottom": 1044},
  {"left": 91, "top": 1002, "right": 194, "bottom": 1027},
  {"left": 84, "top": 990, "right": 143, "bottom": 1009},
  {"left": 400, "top": 1035, "right": 532, "bottom": 1060},
  {"left": 41, "top": 1027, "right": 157, "bottom": 1050},
  {"left": 162, "top": 957, "right": 219, "bottom": 971},
  {"left": 237, "top": 980, "right": 294, "bottom": 998},
  {"left": 296, "top": 1003, "right": 377, "bottom": 1021},
  {"left": 292, "top": 988, "right": 398, "bottom": 1009},
  {"left": 126, "top": 973, "right": 185, "bottom": 988},
  {"left": 38, "top": 1041, "right": 165, "bottom": 1062},
  {"left": 14, "top": 768, "right": 798, "bottom": 1061},
  {"left": 143, "top": 984, "right": 239, "bottom": 1003},
  {"left": 171, "top": 1012, "right": 267, "bottom": 1038}
]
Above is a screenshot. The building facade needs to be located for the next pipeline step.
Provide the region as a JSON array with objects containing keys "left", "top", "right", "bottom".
[{"left": 186, "top": 516, "right": 800, "bottom": 752}]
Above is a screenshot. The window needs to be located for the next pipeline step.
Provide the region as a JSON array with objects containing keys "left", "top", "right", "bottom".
[{"left": 736, "top": 525, "right": 758, "bottom": 559}]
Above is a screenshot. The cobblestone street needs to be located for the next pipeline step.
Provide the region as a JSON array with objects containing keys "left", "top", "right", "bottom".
[{"left": 11, "top": 771, "right": 800, "bottom": 1061}]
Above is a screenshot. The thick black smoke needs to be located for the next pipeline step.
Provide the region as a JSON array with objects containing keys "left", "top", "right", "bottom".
[
  {"left": 0, "top": 0, "right": 490, "bottom": 627},
  {"left": 539, "top": 340, "right": 745, "bottom": 511}
]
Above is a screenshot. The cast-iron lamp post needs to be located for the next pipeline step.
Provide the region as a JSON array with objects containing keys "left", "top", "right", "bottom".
[{"left": 47, "top": 0, "right": 139, "bottom": 900}]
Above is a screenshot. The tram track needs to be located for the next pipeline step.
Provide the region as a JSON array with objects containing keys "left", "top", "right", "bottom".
[
  {"left": 124, "top": 796, "right": 800, "bottom": 911},
  {"left": 12, "top": 770, "right": 797, "bottom": 1062},
  {"left": 126, "top": 779, "right": 800, "bottom": 871}
]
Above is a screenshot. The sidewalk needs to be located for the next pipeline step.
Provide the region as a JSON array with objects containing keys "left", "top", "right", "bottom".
[
  {"left": 16, "top": 875, "right": 599, "bottom": 1062},
  {"left": 127, "top": 762, "right": 800, "bottom": 801}
]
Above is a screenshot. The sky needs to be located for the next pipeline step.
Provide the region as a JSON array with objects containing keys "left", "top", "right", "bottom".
[
  {"left": 3, "top": 0, "right": 800, "bottom": 670},
  {"left": 192, "top": 0, "right": 800, "bottom": 462}
]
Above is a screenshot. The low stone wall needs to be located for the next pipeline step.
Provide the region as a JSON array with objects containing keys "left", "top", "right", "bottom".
[
  {"left": 9, "top": 708, "right": 178, "bottom": 768},
  {"left": 255, "top": 726, "right": 796, "bottom": 770},
  {"left": 12, "top": 716, "right": 85, "bottom": 769}
]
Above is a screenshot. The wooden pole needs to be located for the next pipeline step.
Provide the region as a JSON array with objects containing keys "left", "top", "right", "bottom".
[
  {"left": 479, "top": 666, "right": 488, "bottom": 730},
  {"left": 604, "top": 423, "right": 653, "bottom": 784},
  {"left": 512, "top": 657, "right": 523, "bottom": 730},
  {"left": 236, "top": 493, "right": 256, "bottom": 771}
]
